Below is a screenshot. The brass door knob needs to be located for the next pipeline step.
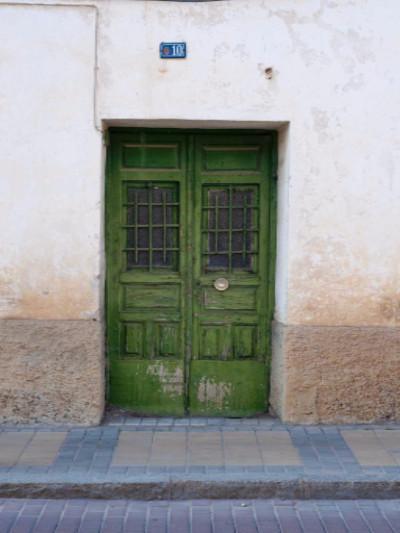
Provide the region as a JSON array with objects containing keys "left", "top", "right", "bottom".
[{"left": 214, "top": 278, "right": 229, "bottom": 291}]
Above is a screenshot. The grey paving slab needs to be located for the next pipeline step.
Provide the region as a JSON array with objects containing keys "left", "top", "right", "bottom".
[
  {"left": 343, "top": 430, "right": 399, "bottom": 466},
  {"left": 188, "top": 432, "right": 223, "bottom": 466},
  {"left": 223, "top": 431, "right": 262, "bottom": 466},
  {"left": 150, "top": 431, "right": 187, "bottom": 466},
  {"left": 257, "top": 431, "right": 301, "bottom": 466},
  {"left": 112, "top": 431, "right": 153, "bottom": 466},
  {"left": 0, "top": 432, "right": 33, "bottom": 467}
]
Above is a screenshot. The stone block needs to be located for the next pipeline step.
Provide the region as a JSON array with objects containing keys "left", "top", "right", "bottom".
[
  {"left": 271, "top": 321, "right": 400, "bottom": 423},
  {"left": 0, "top": 319, "right": 104, "bottom": 425}
]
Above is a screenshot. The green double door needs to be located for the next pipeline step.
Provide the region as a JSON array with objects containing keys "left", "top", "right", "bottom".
[{"left": 106, "top": 129, "right": 276, "bottom": 416}]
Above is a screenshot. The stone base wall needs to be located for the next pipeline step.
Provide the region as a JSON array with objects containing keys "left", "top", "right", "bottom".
[
  {"left": 2, "top": 318, "right": 398, "bottom": 425},
  {"left": 0, "top": 320, "right": 104, "bottom": 425},
  {"left": 270, "top": 321, "right": 400, "bottom": 424}
]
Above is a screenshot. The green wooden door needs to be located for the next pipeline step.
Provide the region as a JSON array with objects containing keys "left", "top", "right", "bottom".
[
  {"left": 106, "top": 130, "right": 188, "bottom": 415},
  {"left": 107, "top": 129, "right": 276, "bottom": 416},
  {"left": 189, "top": 134, "right": 275, "bottom": 415}
]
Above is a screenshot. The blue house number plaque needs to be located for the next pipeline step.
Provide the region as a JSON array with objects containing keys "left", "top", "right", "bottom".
[{"left": 160, "top": 42, "right": 187, "bottom": 59}]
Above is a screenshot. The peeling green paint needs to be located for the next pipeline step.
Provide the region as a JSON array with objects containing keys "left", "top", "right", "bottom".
[
  {"left": 109, "top": 359, "right": 185, "bottom": 416},
  {"left": 196, "top": 378, "right": 233, "bottom": 410},
  {"left": 189, "top": 361, "right": 267, "bottom": 416},
  {"left": 146, "top": 363, "right": 184, "bottom": 396}
]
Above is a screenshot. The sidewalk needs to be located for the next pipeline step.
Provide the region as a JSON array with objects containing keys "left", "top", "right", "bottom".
[{"left": 1, "top": 415, "right": 400, "bottom": 500}]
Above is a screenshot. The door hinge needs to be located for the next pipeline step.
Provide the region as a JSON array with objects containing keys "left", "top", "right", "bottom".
[
  {"left": 272, "top": 151, "right": 278, "bottom": 180},
  {"left": 103, "top": 129, "right": 110, "bottom": 146}
]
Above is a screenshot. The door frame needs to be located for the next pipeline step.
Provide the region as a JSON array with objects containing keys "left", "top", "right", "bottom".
[{"left": 105, "top": 127, "right": 278, "bottom": 414}]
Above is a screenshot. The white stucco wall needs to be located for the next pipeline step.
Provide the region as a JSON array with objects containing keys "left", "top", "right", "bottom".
[
  {"left": 97, "top": 0, "right": 400, "bottom": 327},
  {"left": 1, "top": 0, "right": 399, "bottom": 328},
  {"left": 0, "top": 3, "right": 103, "bottom": 319}
]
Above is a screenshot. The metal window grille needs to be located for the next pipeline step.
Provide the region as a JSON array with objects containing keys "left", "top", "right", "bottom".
[
  {"left": 124, "top": 182, "right": 179, "bottom": 271},
  {"left": 201, "top": 185, "right": 259, "bottom": 273}
]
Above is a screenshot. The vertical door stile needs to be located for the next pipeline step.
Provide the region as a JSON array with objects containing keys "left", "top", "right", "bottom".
[{"left": 184, "top": 134, "right": 195, "bottom": 414}]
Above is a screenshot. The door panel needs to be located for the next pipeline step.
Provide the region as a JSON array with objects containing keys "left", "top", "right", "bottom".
[
  {"left": 107, "top": 132, "right": 188, "bottom": 415},
  {"left": 190, "top": 135, "right": 272, "bottom": 416},
  {"left": 107, "top": 130, "right": 276, "bottom": 416}
]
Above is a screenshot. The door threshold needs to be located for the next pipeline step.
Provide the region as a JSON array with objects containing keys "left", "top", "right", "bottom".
[{"left": 104, "top": 405, "right": 275, "bottom": 426}]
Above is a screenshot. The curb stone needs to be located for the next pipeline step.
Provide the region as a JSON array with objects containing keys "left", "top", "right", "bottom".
[{"left": 0, "top": 479, "right": 399, "bottom": 500}]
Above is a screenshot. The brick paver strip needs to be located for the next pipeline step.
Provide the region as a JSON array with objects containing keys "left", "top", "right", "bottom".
[
  {"left": 2, "top": 499, "right": 393, "bottom": 532},
  {"left": 358, "top": 501, "right": 396, "bottom": 533},
  {"left": 18, "top": 432, "right": 66, "bottom": 466},
  {"left": 379, "top": 500, "right": 400, "bottom": 530},
  {"left": 274, "top": 501, "right": 304, "bottom": 532},
  {"left": 213, "top": 501, "right": 235, "bottom": 531},
  {"left": 342, "top": 430, "right": 398, "bottom": 466},
  {"left": 296, "top": 504, "right": 325, "bottom": 532},
  {"left": 232, "top": 503, "right": 258, "bottom": 533},
  {"left": 336, "top": 500, "right": 371, "bottom": 532},
  {"left": 0, "top": 432, "right": 33, "bottom": 466}
]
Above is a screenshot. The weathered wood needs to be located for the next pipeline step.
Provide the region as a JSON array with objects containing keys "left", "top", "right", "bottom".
[{"left": 106, "top": 129, "right": 277, "bottom": 415}]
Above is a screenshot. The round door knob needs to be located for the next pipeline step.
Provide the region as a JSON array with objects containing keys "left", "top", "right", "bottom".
[{"left": 214, "top": 278, "right": 229, "bottom": 291}]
